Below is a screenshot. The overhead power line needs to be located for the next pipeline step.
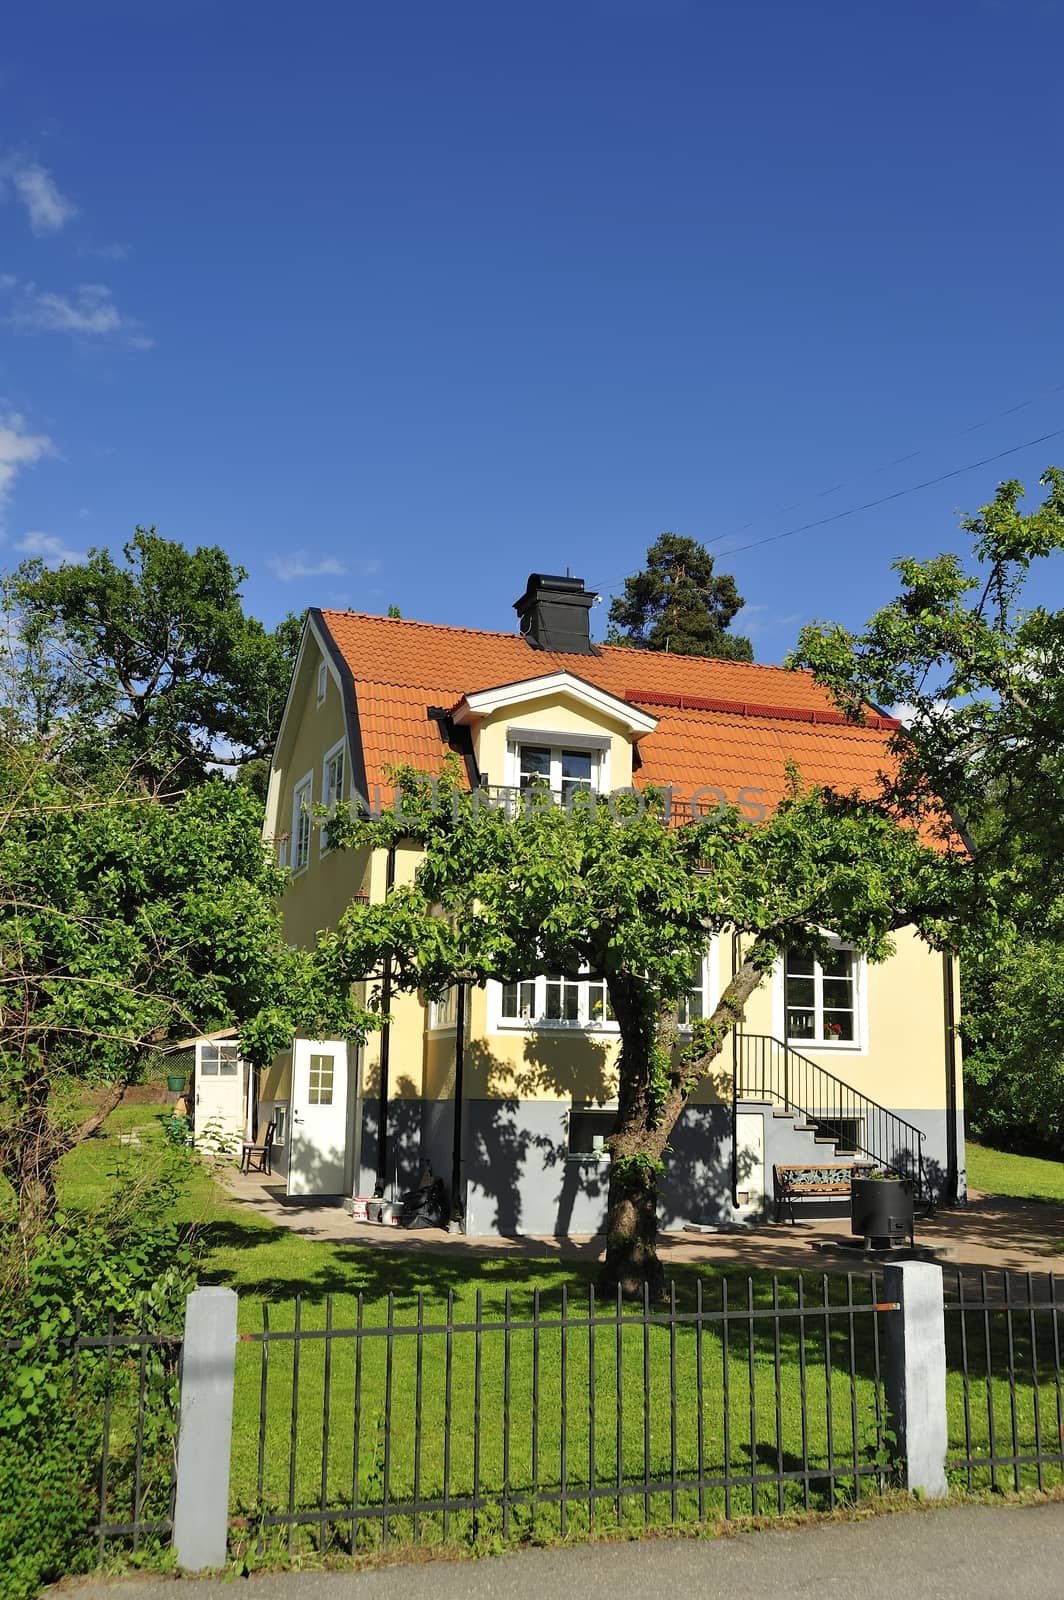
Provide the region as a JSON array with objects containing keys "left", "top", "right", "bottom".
[
  {"left": 593, "top": 423, "right": 1064, "bottom": 596},
  {"left": 589, "top": 379, "right": 1064, "bottom": 597}
]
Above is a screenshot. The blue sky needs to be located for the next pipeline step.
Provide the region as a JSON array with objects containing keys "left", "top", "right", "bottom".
[{"left": 2, "top": 0, "right": 1062, "bottom": 659}]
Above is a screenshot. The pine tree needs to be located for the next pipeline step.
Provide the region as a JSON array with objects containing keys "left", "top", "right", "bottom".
[{"left": 606, "top": 533, "right": 753, "bottom": 660}]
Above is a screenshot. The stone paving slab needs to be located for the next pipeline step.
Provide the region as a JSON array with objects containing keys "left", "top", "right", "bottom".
[{"left": 222, "top": 1170, "right": 1064, "bottom": 1282}]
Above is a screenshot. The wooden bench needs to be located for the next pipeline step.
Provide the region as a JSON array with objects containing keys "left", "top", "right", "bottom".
[{"left": 773, "top": 1162, "right": 861, "bottom": 1223}]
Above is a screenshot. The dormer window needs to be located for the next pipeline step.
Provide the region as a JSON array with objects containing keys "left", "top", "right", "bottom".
[
  {"left": 518, "top": 744, "right": 597, "bottom": 803},
  {"left": 507, "top": 731, "right": 608, "bottom": 798}
]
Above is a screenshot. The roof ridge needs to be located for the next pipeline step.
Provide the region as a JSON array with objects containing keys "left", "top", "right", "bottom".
[
  {"left": 318, "top": 608, "right": 527, "bottom": 643},
  {"left": 597, "top": 643, "right": 811, "bottom": 677},
  {"left": 318, "top": 608, "right": 810, "bottom": 673}
]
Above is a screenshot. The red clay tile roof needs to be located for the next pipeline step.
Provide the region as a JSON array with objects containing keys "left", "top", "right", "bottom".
[{"left": 318, "top": 609, "right": 922, "bottom": 827}]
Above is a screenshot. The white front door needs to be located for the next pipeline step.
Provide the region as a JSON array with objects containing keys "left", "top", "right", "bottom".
[
  {"left": 734, "top": 1111, "right": 766, "bottom": 1218},
  {"left": 288, "top": 1040, "right": 349, "bottom": 1197}
]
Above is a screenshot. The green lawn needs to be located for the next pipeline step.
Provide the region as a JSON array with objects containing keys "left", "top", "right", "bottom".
[
  {"left": 966, "top": 1142, "right": 1064, "bottom": 1205},
  {"left": 57, "top": 1114, "right": 1064, "bottom": 1556}
]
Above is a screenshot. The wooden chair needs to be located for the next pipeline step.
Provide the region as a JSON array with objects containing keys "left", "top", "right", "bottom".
[{"left": 241, "top": 1121, "right": 276, "bottom": 1176}]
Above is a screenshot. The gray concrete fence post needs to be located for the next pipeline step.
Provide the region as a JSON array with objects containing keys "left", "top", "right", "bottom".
[
  {"left": 883, "top": 1259, "right": 948, "bottom": 1498},
  {"left": 172, "top": 1286, "right": 239, "bottom": 1570}
]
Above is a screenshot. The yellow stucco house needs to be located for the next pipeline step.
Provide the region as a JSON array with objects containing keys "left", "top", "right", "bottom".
[{"left": 243, "top": 572, "right": 964, "bottom": 1234}]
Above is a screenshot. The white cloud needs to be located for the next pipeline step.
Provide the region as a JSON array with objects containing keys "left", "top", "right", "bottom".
[
  {"left": 0, "top": 154, "right": 77, "bottom": 235},
  {"left": 1, "top": 277, "right": 152, "bottom": 348},
  {"left": 15, "top": 531, "right": 83, "bottom": 568},
  {"left": 0, "top": 411, "right": 56, "bottom": 520},
  {"left": 268, "top": 553, "right": 347, "bottom": 582}
]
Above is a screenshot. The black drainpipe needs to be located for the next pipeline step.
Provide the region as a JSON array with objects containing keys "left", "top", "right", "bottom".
[
  {"left": 450, "top": 983, "right": 466, "bottom": 1227},
  {"left": 373, "top": 843, "right": 398, "bottom": 1197},
  {"left": 943, "top": 951, "right": 960, "bottom": 1207},
  {"left": 730, "top": 930, "right": 741, "bottom": 1208}
]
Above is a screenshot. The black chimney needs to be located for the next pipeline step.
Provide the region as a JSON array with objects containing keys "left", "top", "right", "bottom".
[{"left": 513, "top": 573, "right": 597, "bottom": 655}]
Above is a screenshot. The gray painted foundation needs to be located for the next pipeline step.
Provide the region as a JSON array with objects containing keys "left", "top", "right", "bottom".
[{"left": 346, "top": 1093, "right": 965, "bottom": 1237}]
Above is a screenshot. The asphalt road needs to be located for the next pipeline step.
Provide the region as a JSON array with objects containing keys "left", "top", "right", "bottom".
[{"left": 60, "top": 1502, "right": 1064, "bottom": 1600}]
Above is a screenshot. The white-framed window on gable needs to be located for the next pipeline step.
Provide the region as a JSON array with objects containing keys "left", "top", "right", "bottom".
[
  {"left": 320, "top": 739, "right": 346, "bottom": 853},
  {"left": 292, "top": 773, "right": 313, "bottom": 871},
  {"left": 783, "top": 942, "right": 862, "bottom": 1047},
  {"left": 316, "top": 660, "right": 328, "bottom": 705}
]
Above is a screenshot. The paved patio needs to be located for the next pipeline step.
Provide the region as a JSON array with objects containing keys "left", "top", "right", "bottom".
[{"left": 223, "top": 1168, "right": 1064, "bottom": 1281}]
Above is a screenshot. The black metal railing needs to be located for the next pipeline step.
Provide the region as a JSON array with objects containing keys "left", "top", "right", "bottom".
[
  {"left": 945, "top": 1270, "right": 1064, "bottom": 1494},
  {"left": 1, "top": 1316, "right": 183, "bottom": 1558},
  {"left": 735, "top": 1032, "right": 926, "bottom": 1197},
  {"left": 231, "top": 1274, "right": 894, "bottom": 1557}
]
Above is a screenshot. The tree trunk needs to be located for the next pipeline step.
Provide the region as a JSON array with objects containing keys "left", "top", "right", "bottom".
[{"left": 600, "top": 948, "right": 772, "bottom": 1298}]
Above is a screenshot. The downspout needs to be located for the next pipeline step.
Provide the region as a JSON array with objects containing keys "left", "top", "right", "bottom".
[
  {"left": 450, "top": 983, "right": 466, "bottom": 1230},
  {"left": 373, "top": 842, "right": 397, "bottom": 1197},
  {"left": 730, "top": 930, "right": 740, "bottom": 1208},
  {"left": 943, "top": 951, "right": 960, "bottom": 1207}
]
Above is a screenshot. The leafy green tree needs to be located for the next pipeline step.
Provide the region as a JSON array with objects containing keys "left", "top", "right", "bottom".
[
  {"left": 0, "top": 737, "right": 371, "bottom": 1235},
  {"left": 790, "top": 470, "right": 1064, "bottom": 923},
  {"left": 791, "top": 469, "right": 1064, "bottom": 1153},
  {"left": 961, "top": 917, "right": 1064, "bottom": 1152},
  {"left": 323, "top": 763, "right": 959, "bottom": 1296},
  {"left": 607, "top": 533, "right": 754, "bottom": 660},
  {"left": 14, "top": 528, "right": 301, "bottom": 788}
]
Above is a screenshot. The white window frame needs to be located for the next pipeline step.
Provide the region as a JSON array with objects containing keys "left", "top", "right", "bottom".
[
  {"left": 320, "top": 738, "right": 346, "bottom": 854},
  {"left": 316, "top": 660, "right": 328, "bottom": 705},
  {"left": 428, "top": 985, "right": 460, "bottom": 1033},
  {"left": 773, "top": 937, "right": 868, "bottom": 1053},
  {"left": 291, "top": 772, "right": 313, "bottom": 873},
  {"left": 489, "top": 945, "right": 717, "bottom": 1034},
  {"left": 273, "top": 1104, "right": 288, "bottom": 1146},
  {"left": 199, "top": 1040, "right": 240, "bottom": 1077},
  {"left": 505, "top": 731, "right": 610, "bottom": 799},
  {"left": 676, "top": 945, "right": 720, "bottom": 1031}
]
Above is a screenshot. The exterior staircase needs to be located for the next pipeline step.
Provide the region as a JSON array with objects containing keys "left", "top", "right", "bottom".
[{"left": 733, "top": 1031, "right": 926, "bottom": 1202}]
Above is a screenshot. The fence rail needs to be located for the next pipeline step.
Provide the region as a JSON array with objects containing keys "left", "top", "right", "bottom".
[
  {"left": 2, "top": 1316, "right": 182, "bottom": 1556},
  {"left": 11, "top": 1265, "right": 1064, "bottom": 1575},
  {"left": 233, "top": 1275, "right": 894, "bottom": 1554},
  {"left": 945, "top": 1270, "right": 1064, "bottom": 1494}
]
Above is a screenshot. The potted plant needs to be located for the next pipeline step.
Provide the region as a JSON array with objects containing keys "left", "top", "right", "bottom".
[{"left": 850, "top": 1168, "right": 914, "bottom": 1247}]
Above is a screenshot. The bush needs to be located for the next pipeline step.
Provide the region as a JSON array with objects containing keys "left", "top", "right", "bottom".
[{"left": 0, "top": 1148, "right": 198, "bottom": 1599}]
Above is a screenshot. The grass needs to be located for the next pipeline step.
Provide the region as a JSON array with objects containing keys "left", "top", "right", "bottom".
[
  {"left": 55, "top": 1114, "right": 1064, "bottom": 1559},
  {"left": 966, "top": 1142, "right": 1064, "bottom": 1206}
]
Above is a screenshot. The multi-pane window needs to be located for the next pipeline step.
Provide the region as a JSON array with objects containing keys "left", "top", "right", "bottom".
[
  {"left": 516, "top": 744, "right": 597, "bottom": 804},
  {"left": 499, "top": 971, "right": 615, "bottom": 1027},
  {"left": 321, "top": 743, "right": 345, "bottom": 853},
  {"left": 784, "top": 947, "right": 858, "bottom": 1045},
  {"left": 676, "top": 958, "right": 712, "bottom": 1028},
  {"left": 429, "top": 986, "right": 460, "bottom": 1030},
  {"left": 323, "top": 743, "right": 345, "bottom": 810},
  {"left": 308, "top": 1053, "right": 334, "bottom": 1105},
  {"left": 200, "top": 1042, "right": 240, "bottom": 1076},
  {"left": 292, "top": 775, "right": 312, "bottom": 870}
]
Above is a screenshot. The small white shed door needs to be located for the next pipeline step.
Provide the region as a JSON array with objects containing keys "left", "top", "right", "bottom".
[{"left": 287, "top": 1040, "right": 348, "bottom": 1197}]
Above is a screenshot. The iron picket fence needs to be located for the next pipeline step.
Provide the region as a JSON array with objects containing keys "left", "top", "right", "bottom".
[
  {"left": 1, "top": 1315, "right": 183, "bottom": 1557},
  {"left": 944, "top": 1270, "right": 1064, "bottom": 1494},
  {"left": 231, "top": 1274, "right": 897, "bottom": 1555}
]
